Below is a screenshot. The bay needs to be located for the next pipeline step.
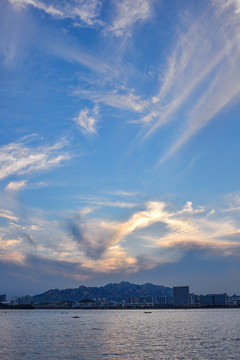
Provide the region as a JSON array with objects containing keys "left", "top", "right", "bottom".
[{"left": 0, "top": 309, "right": 240, "bottom": 359}]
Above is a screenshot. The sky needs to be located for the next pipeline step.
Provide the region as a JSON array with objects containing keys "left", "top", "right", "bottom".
[{"left": 1, "top": 0, "right": 240, "bottom": 298}]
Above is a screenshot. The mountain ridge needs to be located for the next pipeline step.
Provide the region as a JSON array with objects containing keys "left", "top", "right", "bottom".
[{"left": 33, "top": 281, "right": 173, "bottom": 303}]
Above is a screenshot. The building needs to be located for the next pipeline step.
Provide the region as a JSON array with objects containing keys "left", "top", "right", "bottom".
[
  {"left": 139, "top": 296, "right": 145, "bottom": 304},
  {"left": 189, "top": 293, "right": 199, "bottom": 305},
  {"left": 145, "top": 295, "right": 153, "bottom": 305},
  {"left": 11, "top": 295, "right": 33, "bottom": 305},
  {"left": 72, "top": 299, "right": 96, "bottom": 308},
  {"left": 173, "top": 286, "right": 190, "bottom": 306},
  {"left": 156, "top": 295, "right": 168, "bottom": 305},
  {"left": 0, "top": 294, "right": 7, "bottom": 303},
  {"left": 199, "top": 293, "right": 227, "bottom": 306},
  {"left": 228, "top": 297, "right": 237, "bottom": 306},
  {"left": 156, "top": 295, "right": 174, "bottom": 305},
  {"left": 228, "top": 295, "right": 240, "bottom": 307}
]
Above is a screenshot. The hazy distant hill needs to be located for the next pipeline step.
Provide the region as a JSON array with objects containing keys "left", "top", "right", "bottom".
[{"left": 33, "top": 281, "right": 172, "bottom": 303}]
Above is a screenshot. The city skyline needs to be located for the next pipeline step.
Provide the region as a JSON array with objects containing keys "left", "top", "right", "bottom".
[
  {"left": 1, "top": 282, "right": 236, "bottom": 306},
  {"left": 1, "top": 0, "right": 240, "bottom": 298}
]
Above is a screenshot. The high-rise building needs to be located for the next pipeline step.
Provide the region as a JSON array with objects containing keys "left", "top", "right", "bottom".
[
  {"left": 199, "top": 293, "right": 227, "bottom": 306},
  {"left": 173, "top": 286, "right": 190, "bottom": 306},
  {"left": 145, "top": 295, "right": 153, "bottom": 304},
  {"left": 0, "top": 294, "right": 6, "bottom": 303}
]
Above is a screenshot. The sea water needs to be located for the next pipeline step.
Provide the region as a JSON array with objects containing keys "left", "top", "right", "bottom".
[{"left": 0, "top": 308, "right": 240, "bottom": 359}]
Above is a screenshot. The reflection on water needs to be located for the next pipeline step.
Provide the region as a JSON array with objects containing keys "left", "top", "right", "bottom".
[{"left": 0, "top": 309, "right": 240, "bottom": 359}]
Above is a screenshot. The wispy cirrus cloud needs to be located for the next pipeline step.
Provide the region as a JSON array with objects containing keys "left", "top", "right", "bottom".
[
  {"left": 221, "top": 192, "right": 240, "bottom": 213},
  {"left": 152, "top": 207, "right": 240, "bottom": 255},
  {"left": 74, "top": 88, "right": 148, "bottom": 112},
  {"left": 75, "top": 194, "right": 137, "bottom": 209},
  {"left": 9, "top": 0, "right": 156, "bottom": 36},
  {"left": 135, "top": 2, "right": 240, "bottom": 162},
  {"left": 0, "top": 209, "right": 19, "bottom": 222},
  {"left": 0, "top": 137, "right": 69, "bottom": 180},
  {"left": 2, "top": 1, "right": 117, "bottom": 74},
  {"left": 74, "top": 107, "right": 98, "bottom": 136},
  {"left": 108, "top": 0, "right": 155, "bottom": 37},
  {"left": 5, "top": 180, "right": 27, "bottom": 193},
  {"left": 8, "top": 0, "right": 102, "bottom": 26},
  {"left": 216, "top": 0, "right": 240, "bottom": 15},
  {"left": 108, "top": 190, "right": 138, "bottom": 197},
  {"left": 50, "top": 39, "right": 120, "bottom": 76}
]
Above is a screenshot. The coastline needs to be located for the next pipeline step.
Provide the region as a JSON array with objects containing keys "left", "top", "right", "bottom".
[{"left": 1, "top": 305, "right": 239, "bottom": 310}]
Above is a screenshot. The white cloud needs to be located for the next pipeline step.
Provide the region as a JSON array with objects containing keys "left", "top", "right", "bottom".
[
  {"left": 73, "top": 88, "right": 147, "bottom": 112},
  {"left": 134, "top": 3, "right": 240, "bottom": 162},
  {"left": 145, "top": 19, "right": 231, "bottom": 134},
  {"left": 221, "top": 193, "right": 240, "bottom": 213},
  {"left": 179, "top": 201, "right": 205, "bottom": 215},
  {"left": 160, "top": 39, "right": 240, "bottom": 162},
  {"left": 74, "top": 107, "right": 98, "bottom": 135},
  {"left": 108, "top": 0, "right": 154, "bottom": 37},
  {"left": 1, "top": 197, "right": 240, "bottom": 276},
  {"left": 0, "top": 138, "right": 69, "bottom": 180},
  {"left": 8, "top": 0, "right": 102, "bottom": 26},
  {"left": 216, "top": 0, "right": 240, "bottom": 15},
  {"left": 0, "top": 209, "right": 19, "bottom": 222},
  {"left": 108, "top": 190, "right": 138, "bottom": 197},
  {"left": 5, "top": 180, "right": 27, "bottom": 193},
  {"left": 67, "top": 199, "right": 240, "bottom": 266},
  {"left": 75, "top": 195, "right": 137, "bottom": 209},
  {"left": 50, "top": 39, "right": 119, "bottom": 76},
  {"left": 9, "top": 0, "right": 63, "bottom": 16},
  {"left": 97, "top": 90, "right": 147, "bottom": 112}
]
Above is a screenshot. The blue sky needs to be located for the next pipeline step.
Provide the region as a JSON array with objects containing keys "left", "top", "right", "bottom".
[{"left": 1, "top": 0, "right": 240, "bottom": 298}]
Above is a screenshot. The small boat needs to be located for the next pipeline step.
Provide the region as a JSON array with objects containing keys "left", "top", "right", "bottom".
[
  {"left": 72, "top": 316, "right": 79, "bottom": 318},
  {"left": 144, "top": 311, "right": 152, "bottom": 314}
]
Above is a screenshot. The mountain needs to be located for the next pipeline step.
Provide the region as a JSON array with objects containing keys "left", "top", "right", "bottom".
[{"left": 33, "top": 281, "right": 173, "bottom": 303}]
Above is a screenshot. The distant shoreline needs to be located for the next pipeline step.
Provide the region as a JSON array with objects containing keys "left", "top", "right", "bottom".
[{"left": 1, "top": 305, "right": 239, "bottom": 310}]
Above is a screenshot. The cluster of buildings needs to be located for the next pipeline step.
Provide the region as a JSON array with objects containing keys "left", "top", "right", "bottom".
[
  {"left": 10, "top": 295, "right": 33, "bottom": 306},
  {"left": 172, "top": 286, "right": 229, "bottom": 307},
  {"left": 1, "top": 286, "right": 240, "bottom": 309},
  {"left": 0, "top": 294, "right": 7, "bottom": 303},
  {"left": 71, "top": 287, "right": 232, "bottom": 309}
]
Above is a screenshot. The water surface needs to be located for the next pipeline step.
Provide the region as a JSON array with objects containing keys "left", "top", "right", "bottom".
[{"left": 0, "top": 309, "right": 239, "bottom": 359}]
